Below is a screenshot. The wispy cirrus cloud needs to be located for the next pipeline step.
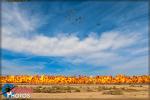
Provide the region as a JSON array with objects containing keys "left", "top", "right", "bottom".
[{"left": 2, "top": 2, "right": 47, "bottom": 37}]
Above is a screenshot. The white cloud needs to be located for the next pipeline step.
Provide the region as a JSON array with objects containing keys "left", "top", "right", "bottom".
[
  {"left": 2, "top": 30, "right": 146, "bottom": 68},
  {"left": 2, "top": 32, "right": 140, "bottom": 57}
]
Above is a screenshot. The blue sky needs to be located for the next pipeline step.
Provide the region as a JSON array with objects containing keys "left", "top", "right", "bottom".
[{"left": 1, "top": 1, "right": 149, "bottom": 76}]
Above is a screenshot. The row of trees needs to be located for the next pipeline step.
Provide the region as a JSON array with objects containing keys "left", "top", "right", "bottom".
[{"left": 0, "top": 75, "right": 150, "bottom": 84}]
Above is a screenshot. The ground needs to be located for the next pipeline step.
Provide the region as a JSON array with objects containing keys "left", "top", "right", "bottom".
[{"left": 1, "top": 84, "right": 150, "bottom": 100}]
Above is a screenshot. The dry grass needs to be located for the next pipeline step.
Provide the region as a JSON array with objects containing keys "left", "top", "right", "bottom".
[
  {"left": 31, "top": 85, "right": 144, "bottom": 94},
  {"left": 102, "top": 90, "right": 123, "bottom": 95},
  {"left": 32, "top": 85, "right": 146, "bottom": 95},
  {"left": 33, "top": 86, "right": 81, "bottom": 93}
]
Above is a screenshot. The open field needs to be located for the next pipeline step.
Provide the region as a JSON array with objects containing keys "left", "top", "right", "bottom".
[{"left": 1, "top": 84, "right": 149, "bottom": 100}]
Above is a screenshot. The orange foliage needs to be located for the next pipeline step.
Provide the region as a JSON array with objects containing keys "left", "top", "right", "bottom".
[{"left": 0, "top": 74, "right": 150, "bottom": 84}]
